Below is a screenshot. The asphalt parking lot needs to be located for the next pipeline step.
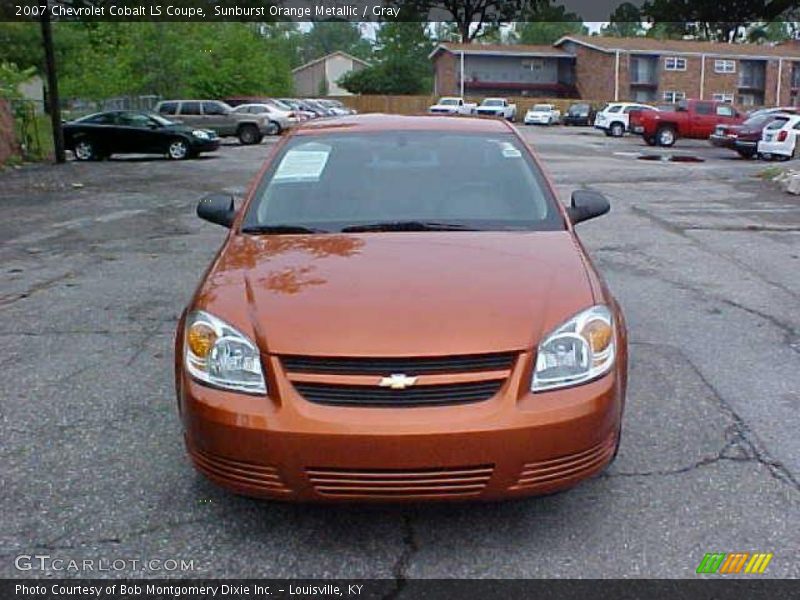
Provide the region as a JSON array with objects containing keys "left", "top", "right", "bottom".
[{"left": 2, "top": 125, "right": 799, "bottom": 580}]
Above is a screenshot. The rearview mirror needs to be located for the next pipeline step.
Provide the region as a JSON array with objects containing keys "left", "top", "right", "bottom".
[
  {"left": 197, "top": 193, "right": 235, "bottom": 228},
  {"left": 567, "top": 190, "right": 610, "bottom": 225}
]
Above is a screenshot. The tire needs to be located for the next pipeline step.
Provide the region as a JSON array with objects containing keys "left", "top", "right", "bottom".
[
  {"left": 73, "top": 138, "right": 96, "bottom": 161},
  {"left": 644, "top": 136, "right": 657, "bottom": 146},
  {"left": 736, "top": 148, "right": 755, "bottom": 159},
  {"left": 610, "top": 122, "right": 625, "bottom": 137},
  {"left": 603, "top": 128, "right": 612, "bottom": 137},
  {"left": 656, "top": 126, "right": 676, "bottom": 147},
  {"left": 167, "top": 138, "right": 190, "bottom": 160},
  {"left": 265, "top": 121, "right": 281, "bottom": 136},
  {"left": 238, "top": 124, "right": 260, "bottom": 145}
]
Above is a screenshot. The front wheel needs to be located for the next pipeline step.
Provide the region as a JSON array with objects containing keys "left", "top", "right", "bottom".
[
  {"left": 265, "top": 121, "right": 281, "bottom": 136},
  {"left": 656, "top": 126, "right": 676, "bottom": 147},
  {"left": 238, "top": 124, "right": 261, "bottom": 145},
  {"left": 736, "top": 148, "right": 755, "bottom": 159},
  {"left": 73, "top": 139, "right": 97, "bottom": 161},
  {"left": 167, "top": 139, "right": 190, "bottom": 160},
  {"left": 610, "top": 122, "right": 624, "bottom": 137}
]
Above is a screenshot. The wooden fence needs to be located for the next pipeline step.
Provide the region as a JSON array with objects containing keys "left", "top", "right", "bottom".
[{"left": 327, "top": 95, "right": 605, "bottom": 116}]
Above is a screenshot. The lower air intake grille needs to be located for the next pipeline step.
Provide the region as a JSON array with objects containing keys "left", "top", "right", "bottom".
[
  {"left": 293, "top": 379, "right": 503, "bottom": 407},
  {"left": 307, "top": 464, "right": 494, "bottom": 498}
]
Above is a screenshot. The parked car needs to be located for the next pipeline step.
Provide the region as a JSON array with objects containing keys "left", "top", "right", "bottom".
[
  {"left": 278, "top": 99, "right": 317, "bottom": 120},
  {"left": 631, "top": 99, "right": 744, "bottom": 147},
  {"left": 63, "top": 110, "right": 219, "bottom": 161},
  {"left": 301, "top": 99, "right": 336, "bottom": 117},
  {"left": 594, "top": 102, "right": 657, "bottom": 137},
  {"left": 710, "top": 112, "right": 795, "bottom": 159},
  {"left": 562, "top": 103, "right": 594, "bottom": 126},
  {"left": 177, "top": 114, "right": 627, "bottom": 502},
  {"left": 428, "top": 97, "right": 477, "bottom": 115},
  {"left": 317, "top": 99, "right": 356, "bottom": 116},
  {"left": 524, "top": 104, "right": 561, "bottom": 125},
  {"left": 231, "top": 103, "right": 297, "bottom": 134},
  {"left": 758, "top": 114, "right": 800, "bottom": 160},
  {"left": 155, "top": 99, "right": 273, "bottom": 144},
  {"left": 476, "top": 98, "right": 517, "bottom": 121}
]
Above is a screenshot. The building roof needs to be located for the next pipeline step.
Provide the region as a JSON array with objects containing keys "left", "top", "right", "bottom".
[
  {"left": 429, "top": 42, "right": 573, "bottom": 60},
  {"left": 555, "top": 34, "right": 800, "bottom": 60},
  {"left": 292, "top": 51, "right": 370, "bottom": 74}
]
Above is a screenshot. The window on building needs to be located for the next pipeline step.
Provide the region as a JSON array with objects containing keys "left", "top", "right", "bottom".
[
  {"left": 663, "top": 90, "right": 685, "bottom": 102},
  {"left": 738, "top": 93, "right": 756, "bottom": 106},
  {"left": 664, "top": 56, "right": 687, "bottom": 71},
  {"left": 522, "top": 59, "right": 544, "bottom": 71},
  {"left": 714, "top": 59, "right": 736, "bottom": 74},
  {"left": 712, "top": 93, "right": 735, "bottom": 103}
]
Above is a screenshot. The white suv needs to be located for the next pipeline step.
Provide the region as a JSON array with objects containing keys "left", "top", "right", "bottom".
[{"left": 594, "top": 102, "right": 657, "bottom": 137}]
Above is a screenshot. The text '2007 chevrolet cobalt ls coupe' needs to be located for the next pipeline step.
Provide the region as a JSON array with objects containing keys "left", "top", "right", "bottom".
[{"left": 175, "top": 114, "right": 628, "bottom": 502}]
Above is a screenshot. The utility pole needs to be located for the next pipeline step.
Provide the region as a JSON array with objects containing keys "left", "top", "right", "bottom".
[{"left": 40, "top": 3, "right": 65, "bottom": 163}]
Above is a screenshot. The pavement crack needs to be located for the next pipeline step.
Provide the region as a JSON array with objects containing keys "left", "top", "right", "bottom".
[{"left": 383, "top": 512, "right": 419, "bottom": 600}]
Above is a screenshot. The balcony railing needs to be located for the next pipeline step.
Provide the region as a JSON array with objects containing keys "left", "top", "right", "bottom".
[{"left": 738, "top": 76, "right": 765, "bottom": 89}]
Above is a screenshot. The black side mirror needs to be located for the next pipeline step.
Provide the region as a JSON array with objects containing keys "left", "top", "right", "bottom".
[
  {"left": 567, "top": 190, "right": 610, "bottom": 225},
  {"left": 197, "top": 193, "right": 235, "bottom": 228}
]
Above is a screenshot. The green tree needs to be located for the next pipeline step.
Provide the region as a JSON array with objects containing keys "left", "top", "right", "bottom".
[
  {"left": 747, "top": 21, "right": 793, "bottom": 43},
  {"left": 601, "top": 3, "right": 645, "bottom": 37},
  {"left": 641, "top": 0, "right": 791, "bottom": 42},
  {"left": 338, "top": 22, "right": 433, "bottom": 95},
  {"left": 515, "top": 3, "right": 587, "bottom": 46},
  {"left": 301, "top": 21, "right": 372, "bottom": 64}
]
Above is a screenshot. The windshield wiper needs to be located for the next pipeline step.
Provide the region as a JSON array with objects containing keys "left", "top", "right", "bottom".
[
  {"left": 241, "top": 224, "right": 328, "bottom": 234},
  {"left": 340, "top": 220, "right": 481, "bottom": 233}
]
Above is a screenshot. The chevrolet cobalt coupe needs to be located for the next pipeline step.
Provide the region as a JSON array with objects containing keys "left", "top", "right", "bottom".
[{"left": 176, "top": 114, "right": 627, "bottom": 501}]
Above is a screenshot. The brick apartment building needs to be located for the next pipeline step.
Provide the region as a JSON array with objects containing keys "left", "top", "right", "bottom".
[{"left": 431, "top": 35, "right": 800, "bottom": 107}]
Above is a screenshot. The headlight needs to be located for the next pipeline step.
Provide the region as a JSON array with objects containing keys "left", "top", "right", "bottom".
[
  {"left": 532, "top": 305, "right": 615, "bottom": 392},
  {"left": 192, "top": 129, "right": 210, "bottom": 139},
  {"left": 184, "top": 310, "right": 266, "bottom": 394}
]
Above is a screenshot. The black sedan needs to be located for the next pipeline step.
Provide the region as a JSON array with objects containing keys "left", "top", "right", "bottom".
[
  {"left": 562, "top": 103, "right": 595, "bottom": 127},
  {"left": 63, "top": 111, "right": 220, "bottom": 161}
]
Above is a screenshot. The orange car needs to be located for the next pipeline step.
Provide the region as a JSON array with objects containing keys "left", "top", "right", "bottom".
[{"left": 175, "top": 114, "right": 627, "bottom": 502}]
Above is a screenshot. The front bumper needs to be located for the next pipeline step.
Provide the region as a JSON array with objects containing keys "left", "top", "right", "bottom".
[
  {"left": 190, "top": 138, "right": 220, "bottom": 153},
  {"left": 178, "top": 353, "right": 624, "bottom": 502},
  {"left": 524, "top": 115, "right": 552, "bottom": 125},
  {"left": 709, "top": 134, "right": 737, "bottom": 149}
]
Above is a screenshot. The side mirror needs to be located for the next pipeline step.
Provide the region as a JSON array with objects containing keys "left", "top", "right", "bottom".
[
  {"left": 197, "top": 193, "right": 235, "bottom": 228},
  {"left": 567, "top": 190, "right": 610, "bottom": 225}
]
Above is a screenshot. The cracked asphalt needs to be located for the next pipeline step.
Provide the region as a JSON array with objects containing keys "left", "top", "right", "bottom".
[{"left": 1, "top": 127, "right": 798, "bottom": 581}]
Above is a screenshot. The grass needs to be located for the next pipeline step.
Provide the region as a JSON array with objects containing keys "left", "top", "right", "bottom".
[{"left": 757, "top": 165, "right": 784, "bottom": 180}]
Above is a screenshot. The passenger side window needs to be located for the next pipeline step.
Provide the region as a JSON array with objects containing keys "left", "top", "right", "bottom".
[
  {"left": 202, "top": 102, "right": 227, "bottom": 115},
  {"left": 180, "top": 102, "right": 201, "bottom": 116},
  {"left": 695, "top": 103, "right": 713, "bottom": 115},
  {"left": 607, "top": 105, "right": 622, "bottom": 113},
  {"left": 158, "top": 102, "right": 178, "bottom": 115},
  {"left": 716, "top": 105, "right": 735, "bottom": 117}
]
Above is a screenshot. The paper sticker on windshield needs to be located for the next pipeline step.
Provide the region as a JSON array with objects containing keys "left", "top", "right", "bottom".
[
  {"left": 274, "top": 148, "right": 330, "bottom": 181},
  {"left": 499, "top": 141, "right": 521, "bottom": 158}
]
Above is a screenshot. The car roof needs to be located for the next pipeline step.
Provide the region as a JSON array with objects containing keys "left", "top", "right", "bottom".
[{"left": 295, "top": 113, "right": 512, "bottom": 135}]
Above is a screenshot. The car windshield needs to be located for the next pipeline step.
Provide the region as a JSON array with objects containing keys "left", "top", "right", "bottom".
[
  {"left": 244, "top": 132, "right": 563, "bottom": 233},
  {"left": 569, "top": 104, "right": 588, "bottom": 113},
  {"left": 533, "top": 105, "right": 551, "bottom": 111},
  {"left": 483, "top": 100, "right": 503, "bottom": 106},
  {"left": 440, "top": 99, "right": 459, "bottom": 106}
]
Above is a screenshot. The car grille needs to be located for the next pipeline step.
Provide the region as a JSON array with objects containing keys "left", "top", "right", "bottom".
[
  {"left": 292, "top": 380, "right": 503, "bottom": 407},
  {"left": 509, "top": 435, "right": 617, "bottom": 491},
  {"left": 306, "top": 464, "right": 494, "bottom": 498},
  {"left": 188, "top": 443, "right": 291, "bottom": 495},
  {"left": 281, "top": 352, "right": 515, "bottom": 375}
]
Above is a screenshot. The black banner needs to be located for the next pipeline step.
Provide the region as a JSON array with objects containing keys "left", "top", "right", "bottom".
[
  {"left": 1, "top": 0, "right": 796, "bottom": 23},
  {"left": 3, "top": 579, "right": 800, "bottom": 600}
]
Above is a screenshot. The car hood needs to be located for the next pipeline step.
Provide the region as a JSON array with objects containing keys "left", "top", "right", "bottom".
[{"left": 196, "top": 232, "right": 596, "bottom": 356}]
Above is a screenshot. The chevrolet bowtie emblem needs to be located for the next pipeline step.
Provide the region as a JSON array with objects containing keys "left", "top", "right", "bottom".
[{"left": 379, "top": 374, "right": 418, "bottom": 390}]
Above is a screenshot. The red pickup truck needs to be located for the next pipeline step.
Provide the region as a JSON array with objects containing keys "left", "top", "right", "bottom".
[{"left": 630, "top": 99, "right": 744, "bottom": 146}]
